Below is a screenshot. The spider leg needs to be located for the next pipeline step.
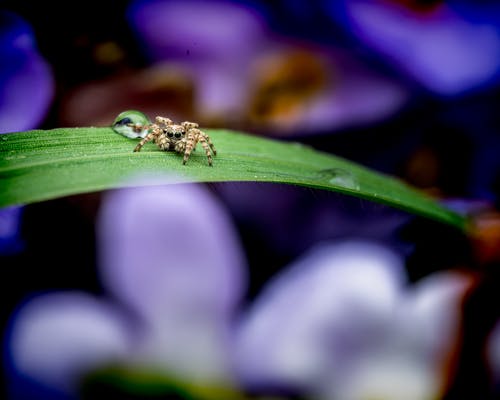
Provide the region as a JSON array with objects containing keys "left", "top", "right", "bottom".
[
  {"left": 174, "top": 138, "right": 186, "bottom": 154},
  {"left": 205, "top": 133, "right": 217, "bottom": 156},
  {"left": 156, "top": 116, "right": 173, "bottom": 126},
  {"left": 182, "top": 130, "right": 198, "bottom": 165},
  {"left": 134, "top": 125, "right": 159, "bottom": 152},
  {"left": 198, "top": 134, "right": 214, "bottom": 166},
  {"left": 157, "top": 134, "right": 174, "bottom": 151}
]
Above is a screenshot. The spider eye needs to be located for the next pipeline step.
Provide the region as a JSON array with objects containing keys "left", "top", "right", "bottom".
[
  {"left": 167, "top": 132, "right": 174, "bottom": 138},
  {"left": 174, "top": 132, "right": 181, "bottom": 138}
]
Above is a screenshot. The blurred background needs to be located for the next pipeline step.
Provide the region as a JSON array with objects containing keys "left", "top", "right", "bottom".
[{"left": 1, "top": 0, "right": 500, "bottom": 398}]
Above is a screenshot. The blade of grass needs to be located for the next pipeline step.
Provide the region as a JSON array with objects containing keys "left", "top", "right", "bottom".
[{"left": 0, "top": 127, "right": 467, "bottom": 230}]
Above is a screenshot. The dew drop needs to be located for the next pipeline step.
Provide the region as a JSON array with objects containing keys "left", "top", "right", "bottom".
[
  {"left": 316, "top": 168, "right": 360, "bottom": 190},
  {"left": 112, "top": 110, "right": 151, "bottom": 139}
]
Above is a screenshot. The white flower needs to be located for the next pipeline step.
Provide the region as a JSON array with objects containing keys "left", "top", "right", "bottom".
[
  {"left": 234, "top": 241, "right": 474, "bottom": 400},
  {"left": 6, "top": 180, "right": 247, "bottom": 398},
  {"left": 5, "top": 178, "right": 474, "bottom": 400}
]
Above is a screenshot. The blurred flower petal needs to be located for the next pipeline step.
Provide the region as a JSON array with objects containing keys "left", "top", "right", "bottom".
[
  {"left": 396, "top": 270, "right": 475, "bottom": 365},
  {"left": 244, "top": 47, "right": 408, "bottom": 135},
  {"left": 60, "top": 63, "right": 196, "bottom": 127},
  {"left": 7, "top": 292, "right": 130, "bottom": 393},
  {"left": 6, "top": 178, "right": 249, "bottom": 394},
  {"left": 127, "top": 0, "right": 267, "bottom": 62},
  {"left": 233, "top": 241, "right": 405, "bottom": 390},
  {"left": 125, "top": 0, "right": 408, "bottom": 134},
  {"left": 234, "top": 240, "right": 473, "bottom": 399},
  {"left": 343, "top": 1, "right": 500, "bottom": 95},
  {"left": 0, "top": 11, "right": 54, "bottom": 133},
  {"left": 316, "top": 271, "right": 473, "bottom": 400},
  {"left": 486, "top": 316, "right": 500, "bottom": 386},
  {"left": 98, "top": 179, "right": 246, "bottom": 321},
  {"left": 323, "top": 352, "right": 438, "bottom": 400},
  {"left": 0, "top": 206, "right": 24, "bottom": 254},
  {"left": 97, "top": 178, "right": 247, "bottom": 382},
  {"left": 294, "top": 52, "right": 408, "bottom": 133},
  {"left": 0, "top": 12, "right": 54, "bottom": 257},
  {"left": 126, "top": 0, "right": 266, "bottom": 124}
]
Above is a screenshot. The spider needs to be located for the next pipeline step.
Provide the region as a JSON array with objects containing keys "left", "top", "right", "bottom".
[{"left": 133, "top": 116, "right": 217, "bottom": 166}]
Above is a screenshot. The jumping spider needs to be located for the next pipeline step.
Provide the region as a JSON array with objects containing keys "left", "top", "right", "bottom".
[{"left": 133, "top": 116, "right": 217, "bottom": 166}]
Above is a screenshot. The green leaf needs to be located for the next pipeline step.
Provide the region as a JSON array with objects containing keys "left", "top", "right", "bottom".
[{"left": 0, "top": 127, "right": 467, "bottom": 230}]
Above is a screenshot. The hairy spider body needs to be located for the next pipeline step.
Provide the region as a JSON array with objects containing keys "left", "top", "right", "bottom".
[{"left": 133, "top": 116, "right": 216, "bottom": 166}]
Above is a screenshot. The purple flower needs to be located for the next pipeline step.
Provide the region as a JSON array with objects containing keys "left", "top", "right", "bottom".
[
  {"left": 127, "top": 0, "right": 268, "bottom": 64},
  {"left": 0, "top": 205, "right": 24, "bottom": 254},
  {"left": 0, "top": 11, "right": 54, "bottom": 133},
  {"left": 234, "top": 241, "right": 474, "bottom": 399},
  {"left": 124, "top": 0, "right": 408, "bottom": 134},
  {"left": 331, "top": 0, "right": 500, "bottom": 95},
  {"left": 0, "top": 11, "right": 54, "bottom": 254},
  {"left": 486, "top": 318, "right": 500, "bottom": 392},
  {"left": 6, "top": 177, "right": 247, "bottom": 398},
  {"left": 5, "top": 177, "right": 473, "bottom": 399}
]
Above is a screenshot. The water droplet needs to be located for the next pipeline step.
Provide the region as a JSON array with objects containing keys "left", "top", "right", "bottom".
[
  {"left": 112, "top": 110, "right": 151, "bottom": 139},
  {"left": 316, "top": 168, "right": 360, "bottom": 190}
]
